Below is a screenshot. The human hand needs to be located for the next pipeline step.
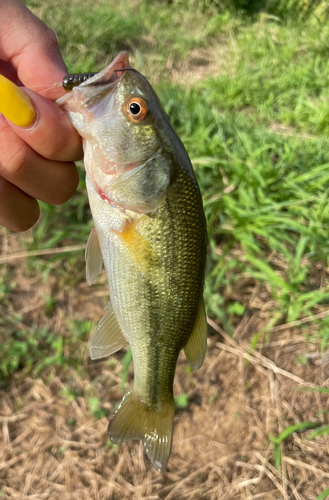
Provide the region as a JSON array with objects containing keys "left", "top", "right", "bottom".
[{"left": 0, "top": 0, "right": 82, "bottom": 232}]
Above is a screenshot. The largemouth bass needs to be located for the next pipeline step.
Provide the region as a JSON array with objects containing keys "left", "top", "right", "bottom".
[{"left": 58, "top": 52, "right": 207, "bottom": 472}]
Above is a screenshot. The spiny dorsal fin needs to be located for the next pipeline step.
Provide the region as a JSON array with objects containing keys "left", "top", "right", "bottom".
[
  {"left": 184, "top": 297, "right": 207, "bottom": 371},
  {"left": 85, "top": 226, "right": 103, "bottom": 286},
  {"left": 90, "top": 303, "right": 128, "bottom": 360},
  {"left": 108, "top": 390, "right": 175, "bottom": 472}
]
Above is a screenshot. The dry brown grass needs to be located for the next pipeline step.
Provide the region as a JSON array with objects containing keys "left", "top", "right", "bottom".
[{"left": 1, "top": 228, "right": 329, "bottom": 499}]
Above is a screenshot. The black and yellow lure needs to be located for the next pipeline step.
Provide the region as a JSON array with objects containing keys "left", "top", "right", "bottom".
[{"left": 62, "top": 72, "right": 98, "bottom": 92}]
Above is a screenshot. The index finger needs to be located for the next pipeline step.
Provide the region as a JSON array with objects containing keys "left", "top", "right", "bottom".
[{"left": 0, "top": 0, "right": 67, "bottom": 100}]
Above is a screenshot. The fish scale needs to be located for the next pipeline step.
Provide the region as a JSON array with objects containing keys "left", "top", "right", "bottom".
[{"left": 58, "top": 51, "right": 207, "bottom": 472}]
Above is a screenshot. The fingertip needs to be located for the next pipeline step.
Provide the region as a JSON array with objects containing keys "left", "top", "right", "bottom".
[
  {"left": 0, "top": 177, "right": 40, "bottom": 232},
  {"left": 0, "top": 75, "right": 36, "bottom": 127},
  {"left": 14, "top": 203, "right": 40, "bottom": 232},
  {"left": 43, "top": 162, "right": 80, "bottom": 206},
  {"left": 4, "top": 89, "right": 83, "bottom": 162},
  {"left": 57, "top": 162, "right": 80, "bottom": 204}
]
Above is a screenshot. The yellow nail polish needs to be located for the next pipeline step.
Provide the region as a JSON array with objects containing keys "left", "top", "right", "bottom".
[{"left": 0, "top": 75, "right": 35, "bottom": 127}]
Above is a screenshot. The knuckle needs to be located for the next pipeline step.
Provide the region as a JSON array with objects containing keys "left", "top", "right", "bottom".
[
  {"left": 36, "top": 23, "right": 60, "bottom": 52},
  {"left": 42, "top": 140, "right": 62, "bottom": 161},
  {"left": 44, "top": 131, "right": 72, "bottom": 161},
  {"left": 44, "top": 27, "right": 59, "bottom": 46},
  {"left": 42, "top": 28, "right": 64, "bottom": 64}
]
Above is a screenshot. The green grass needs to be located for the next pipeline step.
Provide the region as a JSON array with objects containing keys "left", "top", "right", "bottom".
[
  {"left": 269, "top": 421, "right": 323, "bottom": 470},
  {"left": 0, "top": 317, "right": 92, "bottom": 382},
  {"left": 4, "top": 0, "right": 326, "bottom": 372},
  {"left": 317, "top": 488, "right": 329, "bottom": 500}
]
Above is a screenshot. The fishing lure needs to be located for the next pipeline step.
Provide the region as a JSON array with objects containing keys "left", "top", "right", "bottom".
[
  {"left": 62, "top": 68, "right": 136, "bottom": 92},
  {"left": 62, "top": 72, "right": 98, "bottom": 92}
]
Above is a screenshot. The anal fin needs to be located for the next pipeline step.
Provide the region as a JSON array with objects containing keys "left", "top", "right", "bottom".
[
  {"left": 85, "top": 226, "right": 103, "bottom": 286},
  {"left": 184, "top": 297, "right": 207, "bottom": 370},
  {"left": 90, "top": 303, "right": 128, "bottom": 360},
  {"left": 109, "top": 390, "right": 175, "bottom": 472}
]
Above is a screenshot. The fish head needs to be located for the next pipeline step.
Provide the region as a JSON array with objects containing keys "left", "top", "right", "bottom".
[{"left": 58, "top": 52, "right": 173, "bottom": 213}]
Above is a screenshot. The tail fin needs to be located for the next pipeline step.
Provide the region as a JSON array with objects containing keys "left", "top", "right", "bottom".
[{"left": 108, "top": 390, "right": 175, "bottom": 472}]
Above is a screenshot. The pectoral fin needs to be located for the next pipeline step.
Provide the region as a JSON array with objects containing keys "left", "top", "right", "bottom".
[
  {"left": 85, "top": 226, "right": 103, "bottom": 286},
  {"left": 90, "top": 303, "right": 128, "bottom": 360},
  {"left": 184, "top": 298, "right": 207, "bottom": 370}
]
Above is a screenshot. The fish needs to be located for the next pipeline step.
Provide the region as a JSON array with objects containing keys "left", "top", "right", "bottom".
[{"left": 57, "top": 52, "right": 207, "bottom": 472}]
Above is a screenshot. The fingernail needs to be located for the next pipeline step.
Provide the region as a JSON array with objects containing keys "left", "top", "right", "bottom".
[{"left": 0, "top": 75, "right": 35, "bottom": 127}]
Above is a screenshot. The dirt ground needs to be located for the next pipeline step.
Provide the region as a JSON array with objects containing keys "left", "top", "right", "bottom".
[{"left": 1, "top": 230, "right": 329, "bottom": 499}]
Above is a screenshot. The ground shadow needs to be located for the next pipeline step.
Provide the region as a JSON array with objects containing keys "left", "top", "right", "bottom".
[{"left": 222, "top": 0, "right": 326, "bottom": 19}]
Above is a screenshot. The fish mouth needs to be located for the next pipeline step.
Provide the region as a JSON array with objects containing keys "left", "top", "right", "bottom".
[
  {"left": 80, "top": 51, "right": 132, "bottom": 88},
  {"left": 56, "top": 51, "right": 133, "bottom": 107}
]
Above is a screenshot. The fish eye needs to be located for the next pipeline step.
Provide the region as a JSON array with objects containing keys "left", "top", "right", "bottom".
[
  {"left": 125, "top": 97, "right": 148, "bottom": 122},
  {"left": 130, "top": 102, "right": 141, "bottom": 115}
]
